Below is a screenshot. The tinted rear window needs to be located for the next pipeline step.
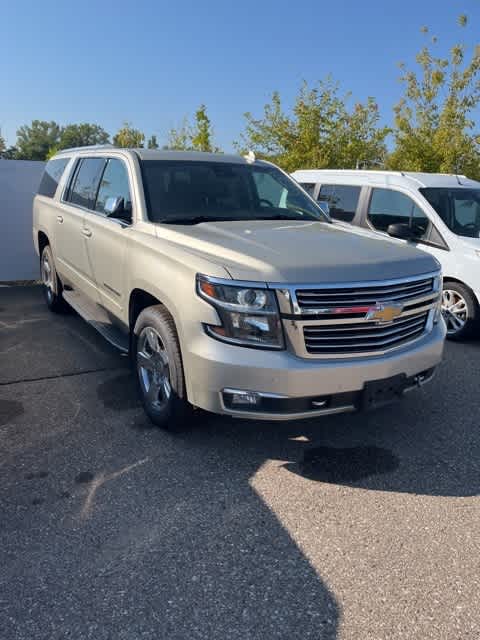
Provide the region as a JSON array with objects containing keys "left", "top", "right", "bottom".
[
  {"left": 67, "top": 158, "right": 106, "bottom": 209},
  {"left": 37, "top": 158, "right": 70, "bottom": 198}
]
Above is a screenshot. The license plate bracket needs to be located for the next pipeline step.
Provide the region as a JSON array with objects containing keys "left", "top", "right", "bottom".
[{"left": 362, "top": 374, "right": 407, "bottom": 410}]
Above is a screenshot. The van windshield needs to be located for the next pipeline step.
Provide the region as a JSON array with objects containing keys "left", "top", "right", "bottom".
[
  {"left": 420, "top": 187, "right": 480, "bottom": 238},
  {"left": 141, "top": 161, "right": 327, "bottom": 224}
]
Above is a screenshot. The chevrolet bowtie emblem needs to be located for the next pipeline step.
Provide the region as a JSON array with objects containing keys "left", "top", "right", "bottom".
[{"left": 366, "top": 303, "right": 404, "bottom": 324}]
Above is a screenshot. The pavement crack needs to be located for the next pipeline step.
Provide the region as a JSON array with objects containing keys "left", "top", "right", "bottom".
[{"left": 0, "top": 366, "right": 128, "bottom": 387}]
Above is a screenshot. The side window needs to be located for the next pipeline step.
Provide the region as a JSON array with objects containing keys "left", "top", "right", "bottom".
[
  {"left": 368, "top": 188, "right": 429, "bottom": 236},
  {"left": 67, "top": 158, "right": 106, "bottom": 209},
  {"left": 37, "top": 158, "right": 70, "bottom": 198},
  {"left": 253, "top": 172, "right": 287, "bottom": 207},
  {"left": 95, "top": 159, "right": 132, "bottom": 216},
  {"left": 317, "top": 184, "right": 360, "bottom": 222},
  {"left": 300, "top": 183, "right": 316, "bottom": 197}
]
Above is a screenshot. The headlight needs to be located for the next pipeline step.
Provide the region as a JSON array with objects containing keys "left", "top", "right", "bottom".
[{"left": 197, "top": 275, "right": 284, "bottom": 349}]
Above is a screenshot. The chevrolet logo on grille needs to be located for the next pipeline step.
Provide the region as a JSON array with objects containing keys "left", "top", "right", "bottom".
[{"left": 365, "top": 303, "right": 404, "bottom": 324}]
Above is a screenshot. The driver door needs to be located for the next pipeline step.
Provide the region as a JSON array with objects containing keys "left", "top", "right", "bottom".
[{"left": 82, "top": 158, "right": 133, "bottom": 318}]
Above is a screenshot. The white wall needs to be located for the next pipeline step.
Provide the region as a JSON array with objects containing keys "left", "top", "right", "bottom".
[{"left": 0, "top": 159, "right": 45, "bottom": 281}]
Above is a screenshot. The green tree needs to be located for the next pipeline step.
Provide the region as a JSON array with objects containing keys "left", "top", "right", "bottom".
[
  {"left": 236, "top": 80, "right": 389, "bottom": 172},
  {"left": 58, "top": 123, "right": 109, "bottom": 150},
  {"left": 147, "top": 134, "right": 159, "bottom": 149},
  {"left": 165, "top": 118, "right": 193, "bottom": 150},
  {"left": 0, "top": 131, "right": 6, "bottom": 155},
  {"left": 191, "top": 104, "right": 215, "bottom": 152},
  {"left": 2, "top": 146, "right": 18, "bottom": 159},
  {"left": 113, "top": 122, "right": 145, "bottom": 148},
  {"left": 16, "top": 120, "right": 61, "bottom": 160},
  {"left": 165, "top": 105, "right": 219, "bottom": 152},
  {"left": 388, "top": 20, "right": 480, "bottom": 179}
]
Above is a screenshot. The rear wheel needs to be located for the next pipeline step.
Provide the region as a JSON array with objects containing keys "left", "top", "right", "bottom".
[
  {"left": 40, "top": 245, "right": 67, "bottom": 312},
  {"left": 133, "top": 305, "right": 192, "bottom": 430},
  {"left": 442, "top": 282, "right": 479, "bottom": 340}
]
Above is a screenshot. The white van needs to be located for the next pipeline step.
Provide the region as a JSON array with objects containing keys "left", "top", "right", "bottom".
[{"left": 292, "top": 170, "right": 480, "bottom": 340}]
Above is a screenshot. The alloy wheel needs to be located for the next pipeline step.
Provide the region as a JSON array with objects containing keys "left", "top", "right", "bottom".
[
  {"left": 41, "top": 252, "right": 54, "bottom": 303},
  {"left": 442, "top": 289, "right": 468, "bottom": 336},
  {"left": 137, "top": 326, "right": 172, "bottom": 410}
]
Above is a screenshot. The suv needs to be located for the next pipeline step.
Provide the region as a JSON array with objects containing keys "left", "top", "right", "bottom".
[
  {"left": 292, "top": 169, "right": 480, "bottom": 340},
  {"left": 33, "top": 148, "right": 445, "bottom": 429}
]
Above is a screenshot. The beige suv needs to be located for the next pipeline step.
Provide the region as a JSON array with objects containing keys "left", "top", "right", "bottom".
[{"left": 33, "top": 147, "right": 445, "bottom": 429}]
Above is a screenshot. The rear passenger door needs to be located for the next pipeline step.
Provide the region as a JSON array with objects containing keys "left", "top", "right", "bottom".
[
  {"left": 82, "top": 158, "right": 133, "bottom": 317},
  {"left": 56, "top": 157, "right": 106, "bottom": 293},
  {"left": 316, "top": 184, "right": 362, "bottom": 224}
]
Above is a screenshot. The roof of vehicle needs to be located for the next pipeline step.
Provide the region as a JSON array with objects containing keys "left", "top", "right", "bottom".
[
  {"left": 54, "top": 146, "right": 264, "bottom": 166},
  {"left": 291, "top": 168, "right": 480, "bottom": 189}
]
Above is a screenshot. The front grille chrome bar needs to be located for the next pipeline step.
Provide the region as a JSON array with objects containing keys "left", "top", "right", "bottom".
[{"left": 272, "top": 271, "right": 442, "bottom": 359}]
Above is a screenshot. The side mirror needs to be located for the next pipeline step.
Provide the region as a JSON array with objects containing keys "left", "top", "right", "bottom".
[
  {"left": 104, "top": 196, "right": 131, "bottom": 223},
  {"left": 317, "top": 200, "right": 330, "bottom": 216},
  {"left": 387, "top": 222, "right": 418, "bottom": 240}
]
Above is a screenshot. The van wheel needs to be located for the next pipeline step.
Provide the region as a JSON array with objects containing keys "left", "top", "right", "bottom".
[
  {"left": 40, "top": 245, "right": 67, "bottom": 312},
  {"left": 133, "top": 306, "right": 192, "bottom": 430},
  {"left": 442, "top": 282, "right": 479, "bottom": 340}
]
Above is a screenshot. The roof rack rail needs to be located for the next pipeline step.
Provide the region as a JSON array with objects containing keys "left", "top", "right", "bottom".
[{"left": 56, "top": 144, "right": 115, "bottom": 154}]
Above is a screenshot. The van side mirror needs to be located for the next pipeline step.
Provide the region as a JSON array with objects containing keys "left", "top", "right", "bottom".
[
  {"left": 104, "top": 196, "right": 131, "bottom": 223},
  {"left": 387, "top": 223, "right": 419, "bottom": 240}
]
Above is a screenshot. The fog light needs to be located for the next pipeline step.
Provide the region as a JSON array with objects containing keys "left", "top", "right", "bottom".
[{"left": 223, "top": 388, "right": 261, "bottom": 407}]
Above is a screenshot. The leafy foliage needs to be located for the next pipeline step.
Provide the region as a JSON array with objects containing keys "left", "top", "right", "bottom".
[
  {"left": 0, "top": 132, "right": 5, "bottom": 155},
  {"left": 388, "top": 22, "right": 480, "bottom": 179},
  {"left": 165, "top": 105, "right": 219, "bottom": 152},
  {"left": 113, "top": 122, "right": 145, "bottom": 148},
  {"left": 16, "top": 120, "right": 61, "bottom": 160},
  {"left": 147, "top": 134, "right": 159, "bottom": 149},
  {"left": 58, "top": 123, "right": 109, "bottom": 150},
  {"left": 236, "top": 80, "right": 389, "bottom": 171}
]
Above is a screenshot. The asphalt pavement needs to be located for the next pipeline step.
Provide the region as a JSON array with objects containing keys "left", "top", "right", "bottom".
[{"left": 1, "top": 286, "right": 479, "bottom": 639}]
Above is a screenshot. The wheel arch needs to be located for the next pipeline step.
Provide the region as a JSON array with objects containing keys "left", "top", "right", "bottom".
[
  {"left": 38, "top": 231, "right": 49, "bottom": 256},
  {"left": 443, "top": 276, "right": 480, "bottom": 306}
]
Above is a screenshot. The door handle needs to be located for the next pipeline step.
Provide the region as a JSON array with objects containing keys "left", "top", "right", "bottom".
[
  {"left": 57, "top": 215, "right": 63, "bottom": 223},
  {"left": 82, "top": 228, "right": 92, "bottom": 237}
]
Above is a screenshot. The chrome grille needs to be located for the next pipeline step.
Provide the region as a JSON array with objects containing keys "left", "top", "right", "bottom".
[
  {"left": 277, "top": 273, "right": 442, "bottom": 358},
  {"left": 304, "top": 311, "right": 428, "bottom": 354},
  {"left": 296, "top": 277, "right": 434, "bottom": 310}
]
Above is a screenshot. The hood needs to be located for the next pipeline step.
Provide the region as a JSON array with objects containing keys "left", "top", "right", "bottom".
[{"left": 155, "top": 220, "right": 439, "bottom": 284}]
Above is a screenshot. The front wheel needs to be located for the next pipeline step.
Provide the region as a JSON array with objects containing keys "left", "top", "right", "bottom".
[
  {"left": 442, "top": 282, "right": 479, "bottom": 340},
  {"left": 133, "top": 305, "right": 193, "bottom": 430}
]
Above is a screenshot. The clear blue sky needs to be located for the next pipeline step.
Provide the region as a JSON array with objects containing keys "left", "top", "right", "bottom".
[{"left": 1, "top": 0, "right": 479, "bottom": 150}]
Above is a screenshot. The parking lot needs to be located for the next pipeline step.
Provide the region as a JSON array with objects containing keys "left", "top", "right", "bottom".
[{"left": 1, "top": 285, "right": 479, "bottom": 639}]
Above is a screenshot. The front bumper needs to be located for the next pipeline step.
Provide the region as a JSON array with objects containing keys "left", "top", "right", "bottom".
[{"left": 185, "top": 320, "right": 446, "bottom": 420}]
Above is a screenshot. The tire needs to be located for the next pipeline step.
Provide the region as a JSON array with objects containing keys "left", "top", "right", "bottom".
[
  {"left": 40, "top": 245, "right": 67, "bottom": 313},
  {"left": 133, "top": 305, "right": 193, "bottom": 430},
  {"left": 442, "top": 281, "right": 479, "bottom": 341}
]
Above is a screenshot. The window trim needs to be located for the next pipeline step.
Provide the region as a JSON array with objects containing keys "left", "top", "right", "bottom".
[
  {"left": 90, "top": 157, "right": 134, "bottom": 226},
  {"left": 60, "top": 156, "right": 133, "bottom": 226},
  {"left": 61, "top": 157, "right": 107, "bottom": 213},
  {"left": 365, "top": 186, "right": 449, "bottom": 251}
]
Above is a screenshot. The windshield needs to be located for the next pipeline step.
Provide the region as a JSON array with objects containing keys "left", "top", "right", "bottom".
[
  {"left": 420, "top": 187, "right": 480, "bottom": 238},
  {"left": 141, "top": 160, "right": 327, "bottom": 224}
]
